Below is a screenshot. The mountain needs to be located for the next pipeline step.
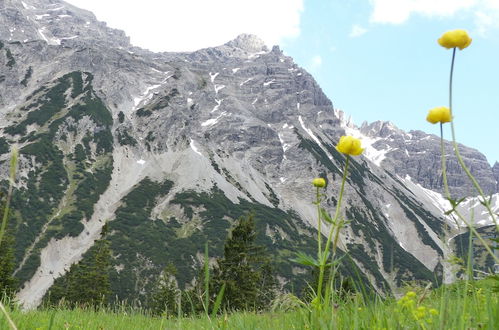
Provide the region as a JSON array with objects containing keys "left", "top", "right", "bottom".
[{"left": 1, "top": 0, "right": 497, "bottom": 309}]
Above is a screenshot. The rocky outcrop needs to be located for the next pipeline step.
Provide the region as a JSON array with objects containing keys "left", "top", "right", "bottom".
[
  {"left": 358, "top": 121, "right": 497, "bottom": 197},
  {"left": 493, "top": 162, "right": 499, "bottom": 192}
]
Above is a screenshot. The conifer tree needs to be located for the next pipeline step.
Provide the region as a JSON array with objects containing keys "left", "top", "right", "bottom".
[
  {"left": 149, "top": 263, "right": 179, "bottom": 316},
  {"left": 0, "top": 194, "right": 17, "bottom": 298},
  {"left": 212, "top": 213, "right": 276, "bottom": 311},
  {"left": 45, "top": 223, "right": 111, "bottom": 307},
  {"left": 0, "top": 228, "right": 17, "bottom": 298}
]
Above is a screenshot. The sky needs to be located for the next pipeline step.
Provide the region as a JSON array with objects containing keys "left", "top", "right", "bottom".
[{"left": 65, "top": 0, "right": 499, "bottom": 165}]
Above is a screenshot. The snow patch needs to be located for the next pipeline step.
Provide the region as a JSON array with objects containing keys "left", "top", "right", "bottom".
[
  {"left": 298, "top": 116, "right": 332, "bottom": 160},
  {"left": 190, "top": 139, "right": 203, "bottom": 157},
  {"left": 401, "top": 175, "right": 499, "bottom": 228},
  {"left": 232, "top": 68, "right": 240, "bottom": 74},
  {"left": 339, "top": 115, "right": 393, "bottom": 166},
  {"left": 133, "top": 84, "right": 161, "bottom": 108},
  {"left": 211, "top": 99, "right": 222, "bottom": 113},
  {"left": 47, "top": 6, "right": 64, "bottom": 11},
  {"left": 35, "top": 14, "right": 50, "bottom": 20},
  {"left": 240, "top": 78, "right": 253, "bottom": 86},
  {"left": 214, "top": 84, "right": 225, "bottom": 94},
  {"left": 263, "top": 79, "right": 275, "bottom": 86},
  {"left": 247, "top": 50, "right": 267, "bottom": 59},
  {"left": 22, "top": 1, "right": 37, "bottom": 9},
  {"left": 137, "top": 159, "right": 146, "bottom": 165},
  {"left": 278, "top": 133, "right": 290, "bottom": 159},
  {"left": 209, "top": 72, "right": 219, "bottom": 83},
  {"left": 201, "top": 112, "right": 229, "bottom": 127},
  {"left": 37, "top": 27, "right": 60, "bottom": 45}
]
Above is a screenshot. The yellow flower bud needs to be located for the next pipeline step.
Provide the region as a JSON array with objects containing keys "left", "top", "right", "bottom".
[
  {"left": 429, "top": 308, "right": 439, "bottom": 316},
  {"left": 336, "top": 136, "right": 364, "bottom": 156},
  {"left": 426, "top": 106, "right": 452, "bottom": 124},
  {"left": 312, "top": 178, "right": 326, "bottom": 188},
  {"left": 438, "top": 29, "right": 472, "bottom": 50},
  {"left": 406, "top": 291, "right": 417, "bottom": 299}
]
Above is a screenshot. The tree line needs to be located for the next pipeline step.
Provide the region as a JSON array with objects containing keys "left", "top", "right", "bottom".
[{"left": 1, "top": 212, "right": 278, "bottom": 315}]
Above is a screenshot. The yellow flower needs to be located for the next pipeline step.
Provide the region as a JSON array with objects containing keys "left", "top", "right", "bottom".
[
  {"left": 426, "top": 106, "right": 452, "bottom": 124},
  {"left": 336, "top": 136, "right": 364, "bottom": 156},
  {"left": 429, "top": 308, "right": 439, "bottom": 316},
  {"left": 438, "top": 29, "right": 472, "bottom": 50},
  {"left": 312, "top": 177, "right": 326, "bottom": 188},
  {"left": 406, "top": 291, "right": 417, "bottom": 299}
]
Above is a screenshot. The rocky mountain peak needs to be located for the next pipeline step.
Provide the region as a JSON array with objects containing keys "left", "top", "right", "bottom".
[
  {"left": 0, "top": 0, "right": 130, "bottom": 48},
  {"left": 360, "top": 120, "right": 401, "bottom": 138},
  {"left": 224, "top": 33, "right": 268, "bottom": 53}
]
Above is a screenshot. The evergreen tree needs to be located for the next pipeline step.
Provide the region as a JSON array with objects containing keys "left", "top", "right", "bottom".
[
  {"left": 212, "top": 214, "right": 276, "bottom": 311},
  {"left": 0, "top": 228, "right": 17, "bottom": 298},
  {"left": 0, "top": 194, "right": 17, "bottom": 299},
  {"left": 45, "top": 223, "right": 111, "bottom": 307},
  {"left": 149, "top": 263, "right": 180, "bottom": 316}
]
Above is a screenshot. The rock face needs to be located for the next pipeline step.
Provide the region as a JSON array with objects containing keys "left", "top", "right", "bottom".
[
  {"left": 493, "top": 162, "right": 499, "bottom": 192},
  {"left": 1, "top": 0, "right": 497, "bottom": 309},
  {"left": 356, "top": 121, "right": 498, "bottom": 198}
]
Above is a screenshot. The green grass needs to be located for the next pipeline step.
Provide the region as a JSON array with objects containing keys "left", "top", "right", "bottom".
[{"left": 3, "top": 277, "right": 498, "bottom": 329}]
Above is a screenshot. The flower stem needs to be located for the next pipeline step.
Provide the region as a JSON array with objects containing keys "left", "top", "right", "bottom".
[
  {"left": 440, "top": 123, "right": 451, "bottom": 199},
  {"left": 0, "top": 301, "right": 17, "bottom": 330},
  {"left": 325, "top": 156, "right": 349, "bottom": 255},
  {"left": 316, "top": 156, "right": 350, "bottom": 303},
  {"left": 447, "top": 48, "right": 498, "bottom": 232},
  {"left": 316, "top": 186, "right": 322, "bottom": 264}
]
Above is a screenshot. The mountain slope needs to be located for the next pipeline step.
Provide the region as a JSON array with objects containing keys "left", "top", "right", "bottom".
[{"left": 1, "top": 0, "right": 497, "bottom": 309}]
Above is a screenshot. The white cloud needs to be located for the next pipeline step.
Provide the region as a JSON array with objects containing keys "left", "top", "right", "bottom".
[
  {"left": 368, "top": 0, "right": 499, "bottom": 34},
  {"left": 65, "top": 0, "right": 304, "bottom": 52},
  {"left": 309, "top": 55, "right": 322, "bottom": 71},
  {"left": 349, "top": 24, "right": 368, "bottom": 37},
  {"left": 474, "top": 1, "right": 499, "bottom": 36},
  {"left": 369, "top": 0, "right": 476, "bottom": 24}
]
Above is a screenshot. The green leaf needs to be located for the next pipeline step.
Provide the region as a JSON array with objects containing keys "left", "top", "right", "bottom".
[
  {"left": 444, "top": 197, "right": 466, "bottom": 215},
  {"left": 211, "top": 283, "right": 225, "bottom": 318},
  {"left": 291, "top": 252, "right": 320, "bottom": 267},
  {"left": 203, "top": 242, "right": 210, "bottom": 316},
  {"left": 320, "top": 208, "right": 334, "bottom": 224},
  {"left": 479, "top": 195, "right": 493, "bottom": 207}
]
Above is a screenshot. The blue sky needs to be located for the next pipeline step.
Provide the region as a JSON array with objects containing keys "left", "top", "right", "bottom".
[
  {"left": 280, "top": 1, "right": 499, "bottom": 165},
  {"left": 66, "top": 0, "right": 499, "bottom": 165}
]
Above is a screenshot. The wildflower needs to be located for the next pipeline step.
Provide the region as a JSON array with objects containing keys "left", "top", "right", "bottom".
[
  {"left": 438, "top": 29, "right": 472, "bottom": 50},
  {"left": 426, "top": 106, "right": 452, "bottom": 124},
  {"left": 336, "top": 136, "right": 364, "bottom": 156},
  {"left": 429, "top": 308, "right": 439, "bottom": 316},
  {"left": 312, "top": 178, "right": 326, "bottom": 188},
  {"left": 406, "top": 291, "right": 417, "bottom": 299}
]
